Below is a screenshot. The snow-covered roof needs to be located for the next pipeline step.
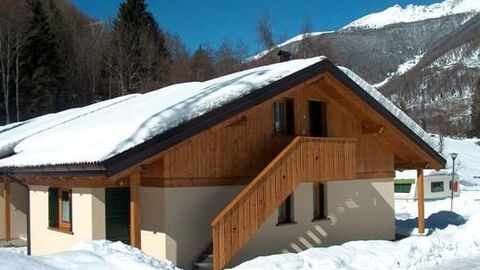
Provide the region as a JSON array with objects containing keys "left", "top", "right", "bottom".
[
  {"left": 0, "top": 58, "right": 323, "bottom": 168},
  {"left": 0, "top": 56, "right": 443, "bottom": 172},
  {"left": 343, "top": 0, "right": 480, "bottom": 30}
]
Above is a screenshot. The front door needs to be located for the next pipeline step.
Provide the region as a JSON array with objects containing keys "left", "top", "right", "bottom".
[
  {"left": 105, "top": 187, "right": 130, "bottom": 244},
  {"left": 308, "top": 100, "right": 327, "bottom": 137}
]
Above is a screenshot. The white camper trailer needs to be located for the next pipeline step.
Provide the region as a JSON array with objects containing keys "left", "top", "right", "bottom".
[{"left": 395, "top": 173, "right": 460, "bottom": 200}]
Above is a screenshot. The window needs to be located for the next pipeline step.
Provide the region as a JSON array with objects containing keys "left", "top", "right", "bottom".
[
  {"left": 274, "top": 102, "right": 284, "bottom": 133},
  {"left": 313, "top": 183, "right": 327, "bottom": 220},
  {"left": 278, "top": 194, "right": 294, "bottom": 224},
  {"left": 49, "top": 187, "right": 72, "bottom": 232},
  {"left": 431, "top": 181, "right": 444, "bottom": 193},
  {"left": 273, "top": 99, "right": 294, "bottom": 135},
  {"left": 394, "top": 183, "right": 412, "bottom": 193}
]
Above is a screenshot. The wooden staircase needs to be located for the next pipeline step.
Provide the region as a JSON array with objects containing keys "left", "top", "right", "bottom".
[{"left": 210, "top": 137, "right": 356, "bottom": 269}]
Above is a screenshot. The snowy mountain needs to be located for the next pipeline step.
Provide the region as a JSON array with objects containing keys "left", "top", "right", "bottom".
[
  {"left": 248, "top": 0, "right": 480, "bottom": 135},
  {"left": 343, "top": 0, "right": 480, "bottom": 30}
]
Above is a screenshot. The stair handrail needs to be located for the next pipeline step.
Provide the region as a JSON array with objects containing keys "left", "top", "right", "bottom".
[{"left": 211, "top": 136, "right": 302, "bottom": 226}]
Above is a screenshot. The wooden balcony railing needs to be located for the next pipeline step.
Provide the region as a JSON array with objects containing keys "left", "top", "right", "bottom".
[{"left": 210, "top": 137, "right": 356, "bottom": 269}]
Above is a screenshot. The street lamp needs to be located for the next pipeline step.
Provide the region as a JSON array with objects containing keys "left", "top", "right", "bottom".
[{"left": 450, "top": 153, "right": 458, "bottom": 212}]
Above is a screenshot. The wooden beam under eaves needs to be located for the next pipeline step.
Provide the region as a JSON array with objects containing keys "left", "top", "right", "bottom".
[
  {"left": 395, "top": 162, "right": 429, "bottom": 170},
  {"left": 362, "top": 122, "right": 385, "bottom": 135}
]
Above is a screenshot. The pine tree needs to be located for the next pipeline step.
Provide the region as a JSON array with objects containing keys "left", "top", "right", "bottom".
[
  {"left": 20, "top": 0, "right": 65, "bottom": 119},
  {"left": 108, "top": 0, "right": 168, "bottom": 94},
  {"left": 472, "top": 79, "right": 480, "bottom": 136}
]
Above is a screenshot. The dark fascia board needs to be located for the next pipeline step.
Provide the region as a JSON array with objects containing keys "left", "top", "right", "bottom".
[
  {"left": 0, "top": 163, "right": 107, "bottom": 177},
  {"left": 2, "top": 58, "right": 446, "bottom": 177}
]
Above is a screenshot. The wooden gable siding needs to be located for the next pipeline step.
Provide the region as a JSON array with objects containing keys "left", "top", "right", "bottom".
[{"left": 141, "top": 76, "right": 394, "bottom": 185}]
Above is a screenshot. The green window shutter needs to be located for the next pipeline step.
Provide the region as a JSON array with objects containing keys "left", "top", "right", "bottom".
[{"left": 48, "top": 188, "right": 59, "bottom": 227}]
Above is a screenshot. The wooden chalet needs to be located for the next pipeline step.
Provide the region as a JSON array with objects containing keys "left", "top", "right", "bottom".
[{"left": 0, "top": 56, "right": 445, "bottom": 270}]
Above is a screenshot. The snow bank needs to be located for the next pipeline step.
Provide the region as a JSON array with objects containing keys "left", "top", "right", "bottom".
[
  {"left": 343, "top": 0, "right": 480, "bottom": 30},
  {"left": 230, "top": 211, "right": 480, "bottom": 270},
  {"left": 0, "top": 240, "right": 179, "bottom": 270}
]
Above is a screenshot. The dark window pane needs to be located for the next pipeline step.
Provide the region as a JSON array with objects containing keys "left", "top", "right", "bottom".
[
  {"left": 285, "top": 99, "right": 295, "bottom": 135},
  {"left": 314, "top": 184, "right": 326, "bottom": 219},
  {"left": 48, "top": 188, "right": 59, "bottom": 227},
  {"left": 278, "top": 194, "right": 293, "bottom": 224},
  {"left": 274, "top": 103, "right": 284, "bottom": 133},
  {"left": 61, "top": 191, "right": 71, "bottom": 223},
  {"left": 309, "top": 101, "right": 327, "bottom": 137},
  {"left": 431, "top": 181, "right": 444, "bottom": 192},
  {"left": 394, "top": 184, "right": 412, "bottom": 193}
]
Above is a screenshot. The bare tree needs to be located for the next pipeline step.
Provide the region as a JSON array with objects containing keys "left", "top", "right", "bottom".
[
  {"left": 299, "top": 15, "right": 314, "bottom": 58},
  {"left": 256, "top": 11, "right": 275, "bottom": 50},
  {"left": 0, "top": 25, "right": 13, "bottom": 124}
]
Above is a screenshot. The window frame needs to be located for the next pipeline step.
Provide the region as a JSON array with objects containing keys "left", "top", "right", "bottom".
[
  {"left": 313, "top": 183, "right": 327, "bottom": 220},
  {"left": 273, "top": 102, "right": 285, "bottom": 133},
  {"left": 273, "top": 98, "right": 295, "bottom": 135},
  {"left": 394, "top": 183, "right": 412, "bottom": 193},
  {"left": 49, "top": 187, "right": 73, "bottom": 233}
]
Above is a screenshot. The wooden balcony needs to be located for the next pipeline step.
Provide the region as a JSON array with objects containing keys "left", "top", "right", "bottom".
[{"left": 210, "top": 137, "right": 356, "bottom": 269}]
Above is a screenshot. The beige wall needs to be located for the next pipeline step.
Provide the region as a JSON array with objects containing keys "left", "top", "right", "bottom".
[
  {"left": 228, "top": 178, "right": 395, "bottom": 268},
  {"left": 140, "top": 185, "right": 244, "bottom": 269},
  {"left": 0, "top": 181, "right": 28, "bottom": 240},
  {"left": 30, "top": 186, "right": 106, "bottom": 255}
]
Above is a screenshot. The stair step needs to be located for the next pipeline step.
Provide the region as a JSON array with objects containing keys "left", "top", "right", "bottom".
[{"left": 193, "top": 262, "right": 213, "bottom": 270}]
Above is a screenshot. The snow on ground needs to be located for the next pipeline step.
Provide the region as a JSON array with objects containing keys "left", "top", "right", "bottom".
[
  {"left": 231, "top": 136, "right": 480, "bottom": 269},
  {"left": 343, "top": 0, "right": 480, "bottom": 30},
  {"left": 230, "top": 212, "right": 480, "bottom": 270},
  {"left": 0, "top": 241, "right": 179, "bottom": 270},
  {"left": 373, "top": 54, "right": 424, "bottom": 88},
  {"left": 0, "top": 137, "right": 478, "bottom": 269}
]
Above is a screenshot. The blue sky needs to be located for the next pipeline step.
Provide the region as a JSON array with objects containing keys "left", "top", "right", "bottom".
[{"left": 71, "top": 0, "right": 441, "bottom": 55}]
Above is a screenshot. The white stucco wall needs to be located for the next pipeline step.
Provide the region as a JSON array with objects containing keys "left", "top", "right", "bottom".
[
  {"left": 0, "top": 181, "right": 28, "bottom": 240},
  {"left": 140, "top": 185, "right": 244, "bottom": 269},
  {"left": 30, "top": 186, "right": 106, "bottom": 255},
  {"left": 228, "top": 178, "right": 395, "bottom": 268}
]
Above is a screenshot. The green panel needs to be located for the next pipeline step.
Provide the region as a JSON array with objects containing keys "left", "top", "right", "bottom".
[
  {"left": 394, "top": 183, "right": 412, "bottom": 193},
  {"left": 48, "top": 188, "right": 59, "bottom": 227},
  {"left": 105, "top": 188, "right": 130, "bottom": 245},
  {"left": 394, "top": 178, "right": 416, "bottom": 184}
]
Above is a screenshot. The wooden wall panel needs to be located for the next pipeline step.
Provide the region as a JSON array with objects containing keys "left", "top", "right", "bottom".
[{"left": 144, "top": 77, "right": 395, "bottom": 184}]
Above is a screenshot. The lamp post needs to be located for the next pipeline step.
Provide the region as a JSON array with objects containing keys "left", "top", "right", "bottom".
[{"left": 450, "top": 153, "right": 458, "bottom": 212}]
